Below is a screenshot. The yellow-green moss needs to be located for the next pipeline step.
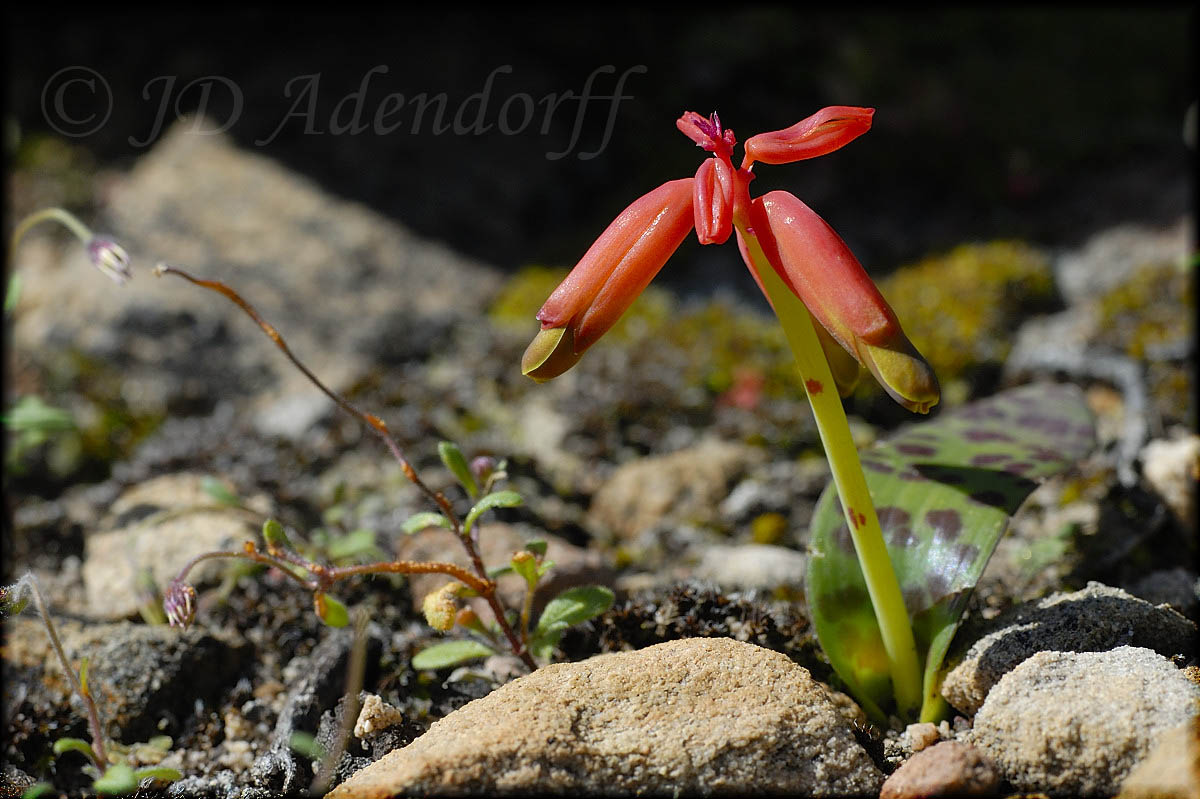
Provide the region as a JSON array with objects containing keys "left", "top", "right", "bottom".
[
  {"left": 1095, "top": 260, "right": 1194, "bottom": 424},
  {"left": 1095, "top": 261, "right": 1192, "bottom": 359},
  {"left": 877, "top": 240, "right": 1057, "bottom": 385}
]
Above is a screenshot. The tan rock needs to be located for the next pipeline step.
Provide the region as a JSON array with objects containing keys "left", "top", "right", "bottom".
[
  {"left": 588, "top": 438, "right": 765, "bottom": 541},
  {"left": 941, "top": 582, "right": 1196, "bottom": 715},
  {"left": 880, "top": 741, "right": 1001, "bottom": 799},
  {"left": 328, "top": 638, "right": 883, "bottom": 797},
  {"left": 1118, "top": 718, "right": 1200, "bottom": 799},
  {"left": 1140, "top": 434, "right": 1200, "bottom": 529},
  {"left": 82, "top": 472, "right": 269, "bottom": 619}
]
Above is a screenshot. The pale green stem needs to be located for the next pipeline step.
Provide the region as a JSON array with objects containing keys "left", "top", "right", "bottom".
[
  {"left": 9, "top": 207, "right": 94, "bottom": 262},
  {"left": 738, "top": 225, "right": 922, "bottom": 718}
]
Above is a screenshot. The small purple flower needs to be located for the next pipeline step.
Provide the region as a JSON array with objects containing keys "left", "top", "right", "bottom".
[
  {"left": 163, "top": 579, "right": 196, "bottom": 629},
  {"left": 86, "top": 236, "right": 132, "bottom": 285}
]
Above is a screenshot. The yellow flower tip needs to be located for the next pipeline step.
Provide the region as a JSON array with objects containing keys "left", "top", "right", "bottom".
[
  {"left": 521, "top": 325, "right": 583, "bottom": 382},
  {"left": 857, "top": 336, "right": 940, "bottom": 414}
]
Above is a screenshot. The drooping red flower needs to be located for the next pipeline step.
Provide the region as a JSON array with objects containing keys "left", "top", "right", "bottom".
[{"left": 522, "top": 106, "right": 939, "bottom": 415}]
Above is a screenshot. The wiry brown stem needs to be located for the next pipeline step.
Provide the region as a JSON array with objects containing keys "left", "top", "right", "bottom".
[
  {"left": 153, "top": 263, "right": 535, "bottom": 669},
  {"left": 152, "top": 264, "right": 461, "bottom": 528}
]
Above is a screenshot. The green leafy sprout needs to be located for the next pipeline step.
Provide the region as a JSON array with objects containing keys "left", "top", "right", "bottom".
[{"left": 1, "top": 574, "right": 182, "bottom": 796}]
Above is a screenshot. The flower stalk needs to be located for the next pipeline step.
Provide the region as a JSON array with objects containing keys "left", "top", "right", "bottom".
[
  {"left": 736, "top": 226, "right": 922, "bottom": 718},
  {"left": 522, "top": 106, "right": 939, "bottom": 718}
]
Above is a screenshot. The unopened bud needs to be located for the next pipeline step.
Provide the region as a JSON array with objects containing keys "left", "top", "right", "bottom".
[
  {"left": 510, "top": 550, "right": 539, "bottom": 588},
  {"left": 86, "top": 236, "right": 131, "bottom": 285},
  {"left": 455, "top": 608, "right": 487, "bottom": 636},
  {"left": 262, "top": 519, "right": 292, "bottom": 553},
  {"left": 470, "top": 456, "right": 497, "bottom": 486}
]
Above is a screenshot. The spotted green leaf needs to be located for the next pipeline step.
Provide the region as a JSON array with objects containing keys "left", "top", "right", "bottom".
[{"left": 806, "top": 383, "right": 1095, "bottom": 721}]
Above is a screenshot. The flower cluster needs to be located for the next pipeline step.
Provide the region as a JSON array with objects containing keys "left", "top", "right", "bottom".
[{"left": 522, "top": 107, "right": 939, "bottom": 414}]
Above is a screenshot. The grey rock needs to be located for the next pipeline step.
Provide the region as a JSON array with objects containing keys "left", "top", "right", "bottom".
[
  {"left": 971, "top": 646, "right": 1200, "bottom": 796},
  {"left": 5, "top": 616, "right": 248, "bottom": 743},
  {"left": 328, "top": 638, "right": 883, "bottom": 797},
  {"left": 10, "top": 116, "right": 500, "bottom": 436},
  {"left": 1126, "top": 567, "right": 1200, "bottom": 622},
  {"left": 1054, "top": 218, "right": 1189, "bottom": 306},
  {"left": 942, "top": 581, "right": 1196, "bottom": 715},
  {"left": 692, "top": 544, "right": 807, "bottom": 591},
  {"left": 251, "top": 626, "right": 383, "bottom": 796}
]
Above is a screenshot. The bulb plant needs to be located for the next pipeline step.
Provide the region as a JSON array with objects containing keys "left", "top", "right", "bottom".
[{"left": 522, "top": 107, "right": 1094, "bottom": 723}]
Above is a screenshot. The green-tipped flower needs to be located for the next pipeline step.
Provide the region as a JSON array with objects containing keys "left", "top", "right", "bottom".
[
  {"left": 743, "top": 191, "right": 939, "bottom": 413},
  {"left": 521, "top": 107, "right": 938, "bottom": 414}
]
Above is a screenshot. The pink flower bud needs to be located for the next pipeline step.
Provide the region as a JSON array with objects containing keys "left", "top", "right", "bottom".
[
  {"left": 164, "top": 579, "right": 197, "bottom": 629},
  {"left": 86, "top": 236, "right": 132, "bottom": 285}
]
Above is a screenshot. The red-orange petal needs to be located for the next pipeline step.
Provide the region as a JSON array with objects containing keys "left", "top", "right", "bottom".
[
  {"left": 573, "top": 179, "right": 695, "bottom": 351},
  {"left": 536, "top": 179, "right": 694, "bottom": 331},
  {"left": 743, "top": 106, "right": 874, "bottom": 166},
  {"left": 693, "top": 157, "right": 734, "bottom": 246},
  {"left": 749, "top": 190, "right": 895, "bottom": 352}
]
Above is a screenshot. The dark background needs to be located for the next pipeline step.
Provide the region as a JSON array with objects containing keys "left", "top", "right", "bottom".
[{"left": 5, "top": 8, "right": 1195, "bottom": 300}]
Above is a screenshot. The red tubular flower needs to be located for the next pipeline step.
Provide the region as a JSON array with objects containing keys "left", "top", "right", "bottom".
[
  {"left": 523, "top": 178, "right": 695, "bottom": 381},
  {"left": 523, "top": 105, "right": 939, "bottom": 415},
  {"left": 742, "top": 192, "right": 939, "bottom": 412}
]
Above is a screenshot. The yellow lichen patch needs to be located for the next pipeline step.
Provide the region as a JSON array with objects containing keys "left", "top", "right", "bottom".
[
  {"left": 1095, "top": 260, "right": 1193, "bottom": 423},
  {"left": 875, "top": 241, "right": 1057, "bottom": 390}
]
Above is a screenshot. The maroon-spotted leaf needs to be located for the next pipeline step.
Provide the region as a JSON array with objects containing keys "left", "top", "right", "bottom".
[{"left": 806, "top": 382, "right": 1095, "bottom": 721}]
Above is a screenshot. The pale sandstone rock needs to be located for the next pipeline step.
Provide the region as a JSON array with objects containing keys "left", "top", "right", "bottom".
[
  {"left": 588, "top": 438, "right": 765, "bottom": 541},
  {"left": 328, "top": 638, "right": 883, "bottom": 797},
  {"left": 1118, "top": 718, "right": 1200, "bottom": 799},
  {"left": 942, "top": 582, "right": 1196, "bottom": 715},
  {"left": 971, "top": 646, "right": 1200, "bottom": 796},
  {"left": 82, "top": 472, "right": 270, "bottom": 619}
]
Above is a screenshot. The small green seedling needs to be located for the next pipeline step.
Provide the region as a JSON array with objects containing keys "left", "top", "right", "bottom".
[{"left": 1, "top": 574, "right": 182, "bottom": 796}]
